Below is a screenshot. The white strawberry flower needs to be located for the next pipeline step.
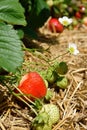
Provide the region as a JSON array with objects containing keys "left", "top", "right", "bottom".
[
  {"left": 68, "top": 43, "right": 79, "bottom": 55},
  {"left": 59, "top": 16, "right": 73, "bottom": 26}
]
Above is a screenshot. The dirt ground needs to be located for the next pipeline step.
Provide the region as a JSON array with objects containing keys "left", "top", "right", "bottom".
[{"left": 0, "top": 24, "right": 87, "bottom": 130}]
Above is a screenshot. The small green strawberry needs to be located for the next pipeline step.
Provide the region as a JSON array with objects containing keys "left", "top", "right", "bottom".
[
  {"left": 46, "top": 69, "right": 57, "bottom": 84},
  {"left": 32, "top": 104, "right": 60, "bottom": 130},
  {"left": 41, "top": 104, "right": 60, "bottom": 125},
  {"left": 56, "top": 77, "right": 68, "bottom": 89}
]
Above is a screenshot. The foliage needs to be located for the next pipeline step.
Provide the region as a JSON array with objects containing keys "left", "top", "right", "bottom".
[
  {"left": 0, "top": 0, "right": 87, "bottom": 73},
  {"left": 20, "top": 0, "right": 51, "bottom": 38},
  {"left": 0, "top": 0, "right": 26, "bottom": 25},
  {"left": 0, "top": 23, "right": 24, "bottom": 72},
  {"left": 0, "top": 1, "right": 85, "bottom": 130},
  {"left": 0, "top": 0, "right": 50, "bottom": 73},
  {"left": 0, "top": 0, "right": 26, "bottom": 73},
  {"left": 39, "top": 61, "right": 68, "bottom": 89},
  {"left": 46, "top": 0, "right": 87, "bottom": 18}
]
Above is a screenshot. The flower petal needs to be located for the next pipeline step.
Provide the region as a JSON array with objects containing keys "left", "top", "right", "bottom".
[
  {"left": 68, "top": 43, "right": 79, "bottom": 55},
  {"left": 59, "top": 16, "right": 73, "bottom": 26}
]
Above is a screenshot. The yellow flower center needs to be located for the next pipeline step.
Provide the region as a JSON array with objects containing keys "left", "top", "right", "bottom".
[
  {"left": 69, "top": 47, "right": 75, "bottom": 54},
  {"left": 63, "top": 20, "right": 69, "bottom": 26}
]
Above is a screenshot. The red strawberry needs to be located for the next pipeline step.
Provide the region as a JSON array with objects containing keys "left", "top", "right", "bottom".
[
  {"left": 79, "top": 5, "right": 85, "bottom": 13},
  {"left": 16, "top": 72, "right": 47, "bottom": 99},
  {"left": 75, "top": 11, "right": 82, "bottom": 19},
  {"left": 48, "top": 18, "right": 64, "bottom": 33}
]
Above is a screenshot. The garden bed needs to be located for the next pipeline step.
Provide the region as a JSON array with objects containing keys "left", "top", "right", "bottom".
[{"left": 0, "top": 25, "right": 87, "bottom": 130}]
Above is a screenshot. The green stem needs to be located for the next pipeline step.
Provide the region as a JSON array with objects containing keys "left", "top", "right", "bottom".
[
  {"left": 49, "top": 51, "right": 69, "bottom": 62},
  {"left": 23, "top": 46, "right": 51, "bottom": 66}
]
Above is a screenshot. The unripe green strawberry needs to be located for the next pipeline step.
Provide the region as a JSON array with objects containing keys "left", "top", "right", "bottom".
[
  {"left": 32, "top": 104, "right": 60, "bottom": 130},
  {"left": 56, "top": 77, "right": 68, "bottom": 89},
  {"left": 46, "top": 69, "right": 57, "bottom": 83},
  {"left": 40, "top": 104, "right": 60, "bottom": 125},
  {"left": 32, "top": 112, "right": 52, "bottom": 130}
]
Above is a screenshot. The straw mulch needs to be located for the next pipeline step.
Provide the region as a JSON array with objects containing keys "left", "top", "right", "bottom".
[{"left": 0, "top": 25, "right": 87, "bottom": 130}]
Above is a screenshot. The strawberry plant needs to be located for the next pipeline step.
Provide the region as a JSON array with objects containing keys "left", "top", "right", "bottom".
[
  {"left": 46, "top": 0, "right": 75, "bottom": 17},
  {"left": 46, "top": 0, "right": 87, "bottom": 29},
  {"left": 46, "top": 0, "right": 87, "bottom": 18},
  {"left": 0, "top": 0, "right": 26, "bottom": 73},
  {"left": 0, "top": 0, "right": 50, "bottom": 73},
  {"left": 20, "top": 0, "right": 50, "bottom": 35},
  {"left": 38, "top": 61, "right": 68, "bottom": 90},
  {"left": 1, "top": 0, "right": 87, "bottom": 73},
  {"left": 0, "top": 0, "right": 82, "bottom": 129}
]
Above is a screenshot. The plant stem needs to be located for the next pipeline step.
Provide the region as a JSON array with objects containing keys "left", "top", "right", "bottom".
[{"left": 49, "top": 51, "right": 69, "bottom": 62}]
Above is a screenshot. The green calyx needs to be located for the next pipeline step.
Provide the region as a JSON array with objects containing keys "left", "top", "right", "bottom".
[
  {"left": 32, "top": 112, "right": 52, "bottom": 130},
  {"left": 56, "top": 77, "right": 68, "bottom": 89}
]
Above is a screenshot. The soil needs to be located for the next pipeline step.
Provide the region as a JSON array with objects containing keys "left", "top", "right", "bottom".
[{"left": 0, "top": 23, "right": 87, "bottom": 130}]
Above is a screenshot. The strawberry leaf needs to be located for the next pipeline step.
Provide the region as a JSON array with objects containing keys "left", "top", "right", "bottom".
[
  {"left": 57, "top": 62, "right": 68, "bottom": 75},
  {"left": 28, "top": 0, "right": 50, "bottom": 29},
  {"left": 0, "top": 22, "right": 24, "bottom": 73},
  {"left": 0, "top": 0, "right": 26, "bottom": 26}
]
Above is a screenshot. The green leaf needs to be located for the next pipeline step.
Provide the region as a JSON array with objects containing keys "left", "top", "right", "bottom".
[
  {"left": 0, "top": 0, "right": 26, "bottom": 26},
  {"left": 57, "top": 62, "right": 68, "bottom": 75},
  {"left": 17, "top": 29, "right": 24, "bottom": 39},
  {"left": 28, "top": 0, "right": 50, "bottom": 29},
  {"left": 23, "top": 27, "right": 38, "bottom": 39},
  {"left": 0, "top": 22, "right": 24, "bottom": 73}
]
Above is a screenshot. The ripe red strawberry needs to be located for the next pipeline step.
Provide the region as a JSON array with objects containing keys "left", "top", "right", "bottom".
[
  {"left": 79, "top": 5, "right": 85, "bottom": 13},
  {"left": 16, "top": 72, "right": 47, "bottom": 99},
  {"left": 48, "top": 18, "right": 64, "bottom": 33},
  {"left": 75, "top": 11, "right": 82, "bottom": 19}
]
